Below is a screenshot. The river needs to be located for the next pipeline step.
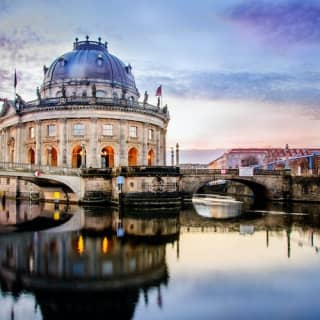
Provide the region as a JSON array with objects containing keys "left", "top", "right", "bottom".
[{"left": 0, "top": 197, "right": 319, "bottom": 319}]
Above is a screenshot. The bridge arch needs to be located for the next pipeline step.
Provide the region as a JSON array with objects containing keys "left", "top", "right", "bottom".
[{"left": 183, "top": 176, "right": 271, "bottom": 201}]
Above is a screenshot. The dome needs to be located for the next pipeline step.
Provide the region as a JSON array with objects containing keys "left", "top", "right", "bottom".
[{"left": 43, "top": 37, "right": 138, "bottom": 95}]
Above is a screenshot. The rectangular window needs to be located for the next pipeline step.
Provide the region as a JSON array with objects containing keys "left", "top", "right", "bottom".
[
  {"left": 29, "top": 127, "right": 35, "bottom": 139},
  {"left": 103, "top": 124, "right": 113, "bottom": 136},
  {"left": 129, "top": 126, "right": 137, "bottom": 138},
  {"left": 148, "top": 129, "right": 154, "bottom": 141},
  {"left": 47, "top": 124, "right": 57, "bottom": 137},
  {"left": 73, "top": 123, "right": 85, "bottom": 136}
]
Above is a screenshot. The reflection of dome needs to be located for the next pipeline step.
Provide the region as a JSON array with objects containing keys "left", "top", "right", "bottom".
[
  {"left": 0, "top": 231, "right": 169, "bottom": 319},
  {"left": 43, "top": 37, "right": 138, "bottom": 95}
]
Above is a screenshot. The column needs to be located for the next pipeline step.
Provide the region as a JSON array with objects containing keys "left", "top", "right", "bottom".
[
  {"left": 48, "top": 147, "right": 52, "bottom": 166},
  {"left": 81, "top": 143, "right": 86, "bottom": 168},
  {"left": 36, "top": 121, "right": 42, "bottom": 166},
  {"left": 4, "top": 129, "right": 9, "bottom": 162},
  {"left": 119, "top": 120, "right": 127, "bottom": 166},
  {"left": 162, "top": 128, "right": 167, "bottom": 165},
  {"left": 15, "top": 122, "right": 22, "bottom": 163},
  {"left": 90, "top": 118, "right": 97, "bottom": 167},
  {"left": 0, "top": 130, "right": 3, "bottom": 162},
  {"left": 142, "top": 123, "right": 147, "bottom": 165},
  {"left": 59, "top": 119, "right": 67, "bottom": 166},
  {"left": 156, "top": 129, "right": 161, "bottom": 165}
]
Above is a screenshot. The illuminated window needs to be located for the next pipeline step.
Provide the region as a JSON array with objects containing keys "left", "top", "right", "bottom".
[
  {"left": 29, "top": 127, "right": 35, "bottom": 139},
  {"left": 148, "top": 129, "right": 154, "bottom": 140},
  {"left": 103, "top": 124, "right": 113, "bottom": 136},
  {"left": 47, "top": 124, "right": 56, "bottom": 137},
  {"left": 73, "top": 123, "right": 85, "bottom": 136},
  {"left": 129, "top": 126, "right": 137, "bottom": 138}
]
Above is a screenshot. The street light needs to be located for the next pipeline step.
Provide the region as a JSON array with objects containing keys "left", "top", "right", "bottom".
[{"left": 285, "top": 144, "right": 290, "bottom": 170}]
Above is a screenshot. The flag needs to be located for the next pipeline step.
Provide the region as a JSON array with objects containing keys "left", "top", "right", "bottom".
[
  {"left": 14, "top": 69, "right": 17, "bottom": 88},
  {"left": 155, "top": 85, "right": 162, "bottom": 97}
]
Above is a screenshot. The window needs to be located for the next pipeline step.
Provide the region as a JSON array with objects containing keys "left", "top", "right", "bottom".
[
  {"left": 129, "top": 126, "right": 137, "bottom": 138},
  {"left": 29, "top": 127, "right": 35, "bottom": 139},
  {"left": 148, "top": 129, "right": 154, "bottom": 141},
  {"left": 97, "top": 54, "right": 104, "bottom": 66},
  {"left": 103, "top": 124, "right": 113, "bottom": 136},
  {"left": 73, "top": 123, "right": 85, "bottom": 136},
  {"left": 47, "top": 124, "right": 56, "bottom": 137}
]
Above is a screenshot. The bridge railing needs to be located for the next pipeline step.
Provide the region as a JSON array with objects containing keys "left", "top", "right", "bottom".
[
  {"left": 119, "top": 166, "right": 181, "bottom": 176},
  {"left": 180, "top": 167, "right": 289, "bottom": 176},
  {"left": 0, "top": 161, "right": 80, "bottom": 176},
  {"left": 180, "top": 168, "right": 239, "bottom": 175},
  {"left": 253, "top": 169, "right": 289, "bottom": 176}
]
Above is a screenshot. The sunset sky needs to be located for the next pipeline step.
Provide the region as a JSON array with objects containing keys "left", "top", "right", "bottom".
[{"left": 1, "top": 0, "right": 320, "bottom": 160}]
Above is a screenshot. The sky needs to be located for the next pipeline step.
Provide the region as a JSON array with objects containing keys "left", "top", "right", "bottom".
[{"left": 1, "top": 0, "right": 320, "bottom": 162}]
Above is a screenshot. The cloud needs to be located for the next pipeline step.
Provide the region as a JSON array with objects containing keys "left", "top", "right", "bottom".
[
  {"left": 138, "top": 70, "right": 320, "bottom": 108},
  {"left": 226, "top": 0, "right": 320, "bottom": 46}
]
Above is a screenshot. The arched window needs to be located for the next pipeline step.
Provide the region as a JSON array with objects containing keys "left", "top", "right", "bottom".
[
  {"left": 96, "top": 90, "right": 106, "bottom": 97},
  {"left": 128, "top": 147, "right": 138, "bottom": 166},
  {"left": 101, "top": 146, "right": 114, "bottom": 168},
  {"left": 28, "top": 148, "right": 35, "bottom": 165},
  {"left": 72, "top": 145, "right": 86, "bottom": 168},
  {"left": 148, "top": 149, "right": 154, "bottom": 166}
]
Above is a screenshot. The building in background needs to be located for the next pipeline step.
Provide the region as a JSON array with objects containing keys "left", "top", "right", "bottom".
[{"left": 209, "top": 148, "right": 320, "bottom": 175}]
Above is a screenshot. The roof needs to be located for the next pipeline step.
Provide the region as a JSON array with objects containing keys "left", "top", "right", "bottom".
[{"left": 43, "top": 38, "right": 138, "bottom": 94}]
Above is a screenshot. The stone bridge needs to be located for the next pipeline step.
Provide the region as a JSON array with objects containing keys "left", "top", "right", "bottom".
[
  {"left": 179, "top": 168, "right": 320, "bottom": 202},
  {"left": 0, "top": 162, "right": 84, "bottom": 202},
  {"left": 0, "top": 163, "right": 319, "bottom": 203}
]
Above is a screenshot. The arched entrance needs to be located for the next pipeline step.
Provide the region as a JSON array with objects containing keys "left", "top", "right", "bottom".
[
  {"left": 148, "top": 149, "right": 154, "bottom": 166},
  {"left": 72, "top": 145, "right": 86, "bottom": 168},
  {"left": 28, "top": 148, "right": 35, "bottom": 164},
  {"left": 101, "top": 146, "right": 114, "bottom": 168},
  {"left": 46, "top": 147, "right": 58, "bottom": 167},
  {"left": 128, "top": 147, "right": 138, "bottom": 166}
]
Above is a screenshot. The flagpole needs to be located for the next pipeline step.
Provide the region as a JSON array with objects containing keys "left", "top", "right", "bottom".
[{"left": 14, "top": 69, "right": 17, "bottom": 105}]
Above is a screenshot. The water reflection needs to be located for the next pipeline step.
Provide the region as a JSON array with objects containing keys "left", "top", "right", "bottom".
[
  {"left": 0, "top": 200, "right": 73, "bottom": 232},
  {"left": 192, "top": 194, "right": 242, "bottom": 219},
  {"left": 0, "top": 205, "right": 179, "bottom": 319},
  {"left": 1, "top": 201, "right": 320, "bottom": 318}
]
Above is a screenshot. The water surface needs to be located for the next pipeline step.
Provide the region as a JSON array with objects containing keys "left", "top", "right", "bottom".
[{"left": 0, "top": 199, "right": 320, "bottom": 319}]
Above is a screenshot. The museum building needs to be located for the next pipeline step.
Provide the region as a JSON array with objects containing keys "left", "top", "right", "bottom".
[{"left": 0, "top": 37, "right": 169, "bottom": 169}]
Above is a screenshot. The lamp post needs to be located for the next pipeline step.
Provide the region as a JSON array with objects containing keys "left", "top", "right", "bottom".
[
  {"left": 285, "top": 143, "right": 290, "bottom": 170},
  {"left": 171, "top": 147, "right": 174, "bottom": 166}
]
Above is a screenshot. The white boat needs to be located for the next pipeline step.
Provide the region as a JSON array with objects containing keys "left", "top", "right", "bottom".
[{"left": 192, "top": 194, "right": 242, "bottom": 219}]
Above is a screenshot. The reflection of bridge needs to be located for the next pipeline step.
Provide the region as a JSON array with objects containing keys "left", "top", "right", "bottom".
[{"left": 0, "top": 162, "right": 319, "bottom": 203}]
